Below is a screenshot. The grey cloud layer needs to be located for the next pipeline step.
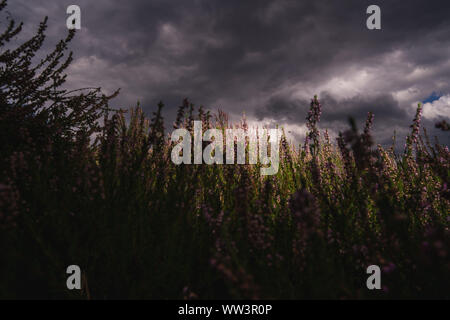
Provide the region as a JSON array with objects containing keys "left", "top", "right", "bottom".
[{"left": 8, "top": 0, "right": 450, "bottom": 146}]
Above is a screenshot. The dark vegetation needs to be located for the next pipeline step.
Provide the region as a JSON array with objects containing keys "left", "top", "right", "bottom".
[{"left": 0, "top": 1, "right": 448, "bottom": 299}]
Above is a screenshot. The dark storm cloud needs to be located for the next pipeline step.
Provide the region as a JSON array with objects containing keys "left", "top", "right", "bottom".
[
  {"left": 255, "top": 92, "right": 413, "bottom": 146},
  {"left": 320, "top": 93, "right": 407, "bottom": 123},
  {"left": 256, "top": 93, "right": 407, "bottom": 124},
  {"left": 6, "top": 0, "right": 450, "bottom": 145}
]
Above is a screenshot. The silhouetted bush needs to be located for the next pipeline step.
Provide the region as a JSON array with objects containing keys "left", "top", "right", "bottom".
[{"left": 0, "top": 0, "right": 448, "bottom": 299}]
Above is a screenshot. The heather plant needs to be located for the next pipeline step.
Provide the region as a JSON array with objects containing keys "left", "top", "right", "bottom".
[
  {"left": 0, "top": 0, "right": 448, "bottom": 299},
  {"left": 436, "top": 120, "right": 450, "bottom": 132}
]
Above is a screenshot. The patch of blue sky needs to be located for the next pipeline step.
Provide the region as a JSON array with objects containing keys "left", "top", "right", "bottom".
[{"left": 422, "top": 92, "right": 443, "bottom": 104}]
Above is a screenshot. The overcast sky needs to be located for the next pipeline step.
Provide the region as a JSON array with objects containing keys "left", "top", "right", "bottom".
[{"left": 6, "top": 0, "right": 450, "bottom": 147}]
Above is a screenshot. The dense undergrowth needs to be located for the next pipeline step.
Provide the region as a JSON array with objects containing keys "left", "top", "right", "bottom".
[{"left": 0, "top": 0, "right": 448, "bottom": 299}]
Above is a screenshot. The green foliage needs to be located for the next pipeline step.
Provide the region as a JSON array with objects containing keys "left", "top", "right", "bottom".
[{"left": 0, "top": 0, "right": 448, "bottom": 299}]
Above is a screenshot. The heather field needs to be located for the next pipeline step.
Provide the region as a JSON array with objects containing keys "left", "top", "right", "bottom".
[{"left": 0, "top": 1, "right": 449, "bottom": 299}]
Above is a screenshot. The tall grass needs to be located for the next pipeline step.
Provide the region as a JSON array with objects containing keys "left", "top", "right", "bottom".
[{"left": 1, "top": 95, "right": 448, "bottom": 299}]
